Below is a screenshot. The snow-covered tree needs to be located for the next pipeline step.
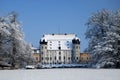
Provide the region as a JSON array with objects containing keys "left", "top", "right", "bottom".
[
  {"left": 0, "top": 12, "right": 34, "bottom": 68},
  {"left": 85, "top": 9, "right": 120, "bottom": 68}
]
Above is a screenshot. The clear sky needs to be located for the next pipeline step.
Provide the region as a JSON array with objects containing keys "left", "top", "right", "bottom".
[{"left": 0, "top": 0, "right": 120, "bottom": 52}]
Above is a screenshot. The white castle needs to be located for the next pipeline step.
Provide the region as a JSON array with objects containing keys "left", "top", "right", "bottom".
[{"left": 40, "top": 34, "right": 80, "bottom": 65}]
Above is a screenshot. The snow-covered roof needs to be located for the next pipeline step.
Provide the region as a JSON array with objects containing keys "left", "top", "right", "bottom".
[
  {"left": 74, "top": 37, "right": 80, "bottom": 41},
  {"left": 31, "top": 47, "right": 38, "bottom": 50},
  {"left": 31, "top": 47, "right": 40, "bottom": 53},
  {"left": 40, "top": 34, "right": 80, "bottom": 50},
  {"left": 41, "top": 34, "right": 77, "bottom": 41}
]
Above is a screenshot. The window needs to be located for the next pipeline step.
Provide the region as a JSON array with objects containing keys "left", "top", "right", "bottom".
[
  {"left": 59, "top": 52, "right": 61, "bottom": 55},
  {"left": 41, "top": 52, "right": 43, "bottom": 54},
  {"left": 44, "top": 62, "right": 46, "bottom": 64},
  {"left": 68, "top": 57, "right": 70, "bottom": 60},
  {"left": 34, "top": 50, "right": 37, "bottom": 53},
  {"left": 55, "top": 56, "right": 56, "bottom": 60},
  {"left": 58, "top": 47, "right": 61, "bottom": 50},
  {"left": 59, "top": 56, "right": 61, "bottom": 60},
  {"left": 42, "top": 57, "right": 43, "bottom": 60},
  {"left": 50, "top": 57, "right": 52, "bottom": 60},
  {"left": 64, "top": 56, "right": 65, "bottom": 60},
  {"left": 76, "top": 46, "right": 78, "bottom": 49},
  {"left": 67, "top": 44, "right": 69, "bottom": 48},
  {"left": 50, "top": 44, "right": 52, "bottom": 46},
  {"left": 87, "top": 57, "right": 88, "bottom": 60},
  {"left": 45, "top": 46, "right": 47, "bottom": 49},
  {"left": 41, "top": 46, "right": 43, "bottom": 49},
  {"left": 76, "top": 57, "right": 78, "bottom": 60},
  {"left": 46, "top": 57, "right": 49, "bottom": 60},
  {"left": 36, "top": 57, "right": 38, "bottom": 61}
]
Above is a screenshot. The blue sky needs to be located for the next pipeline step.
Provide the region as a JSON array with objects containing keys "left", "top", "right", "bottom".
[{"left": 0, "top": 0, "right": 120, "bottom": 52}]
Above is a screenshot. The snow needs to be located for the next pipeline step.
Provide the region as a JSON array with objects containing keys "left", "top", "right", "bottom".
[
  {"left": 0, "top": 69, "right": 120, "bottom": 80},
  {"left": 43, "top": 34, "right": 76, "bottom": 40},
  {"left": 41, "top": 34, "right": 80, "bottom": 50}
]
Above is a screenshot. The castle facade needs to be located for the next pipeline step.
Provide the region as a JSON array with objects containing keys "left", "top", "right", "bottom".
[{"left": 39, "top": 34, "right": 80, "bottom": 65}]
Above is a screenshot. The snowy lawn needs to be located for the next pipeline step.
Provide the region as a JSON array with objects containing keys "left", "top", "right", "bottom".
[{"left": 0, "top": 68, "right": 120, "bottom": 80}]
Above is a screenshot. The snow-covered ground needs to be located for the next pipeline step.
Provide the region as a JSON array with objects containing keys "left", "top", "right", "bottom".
[{"left": 0, "top": 69, "right": 120, "bottom": 80}]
